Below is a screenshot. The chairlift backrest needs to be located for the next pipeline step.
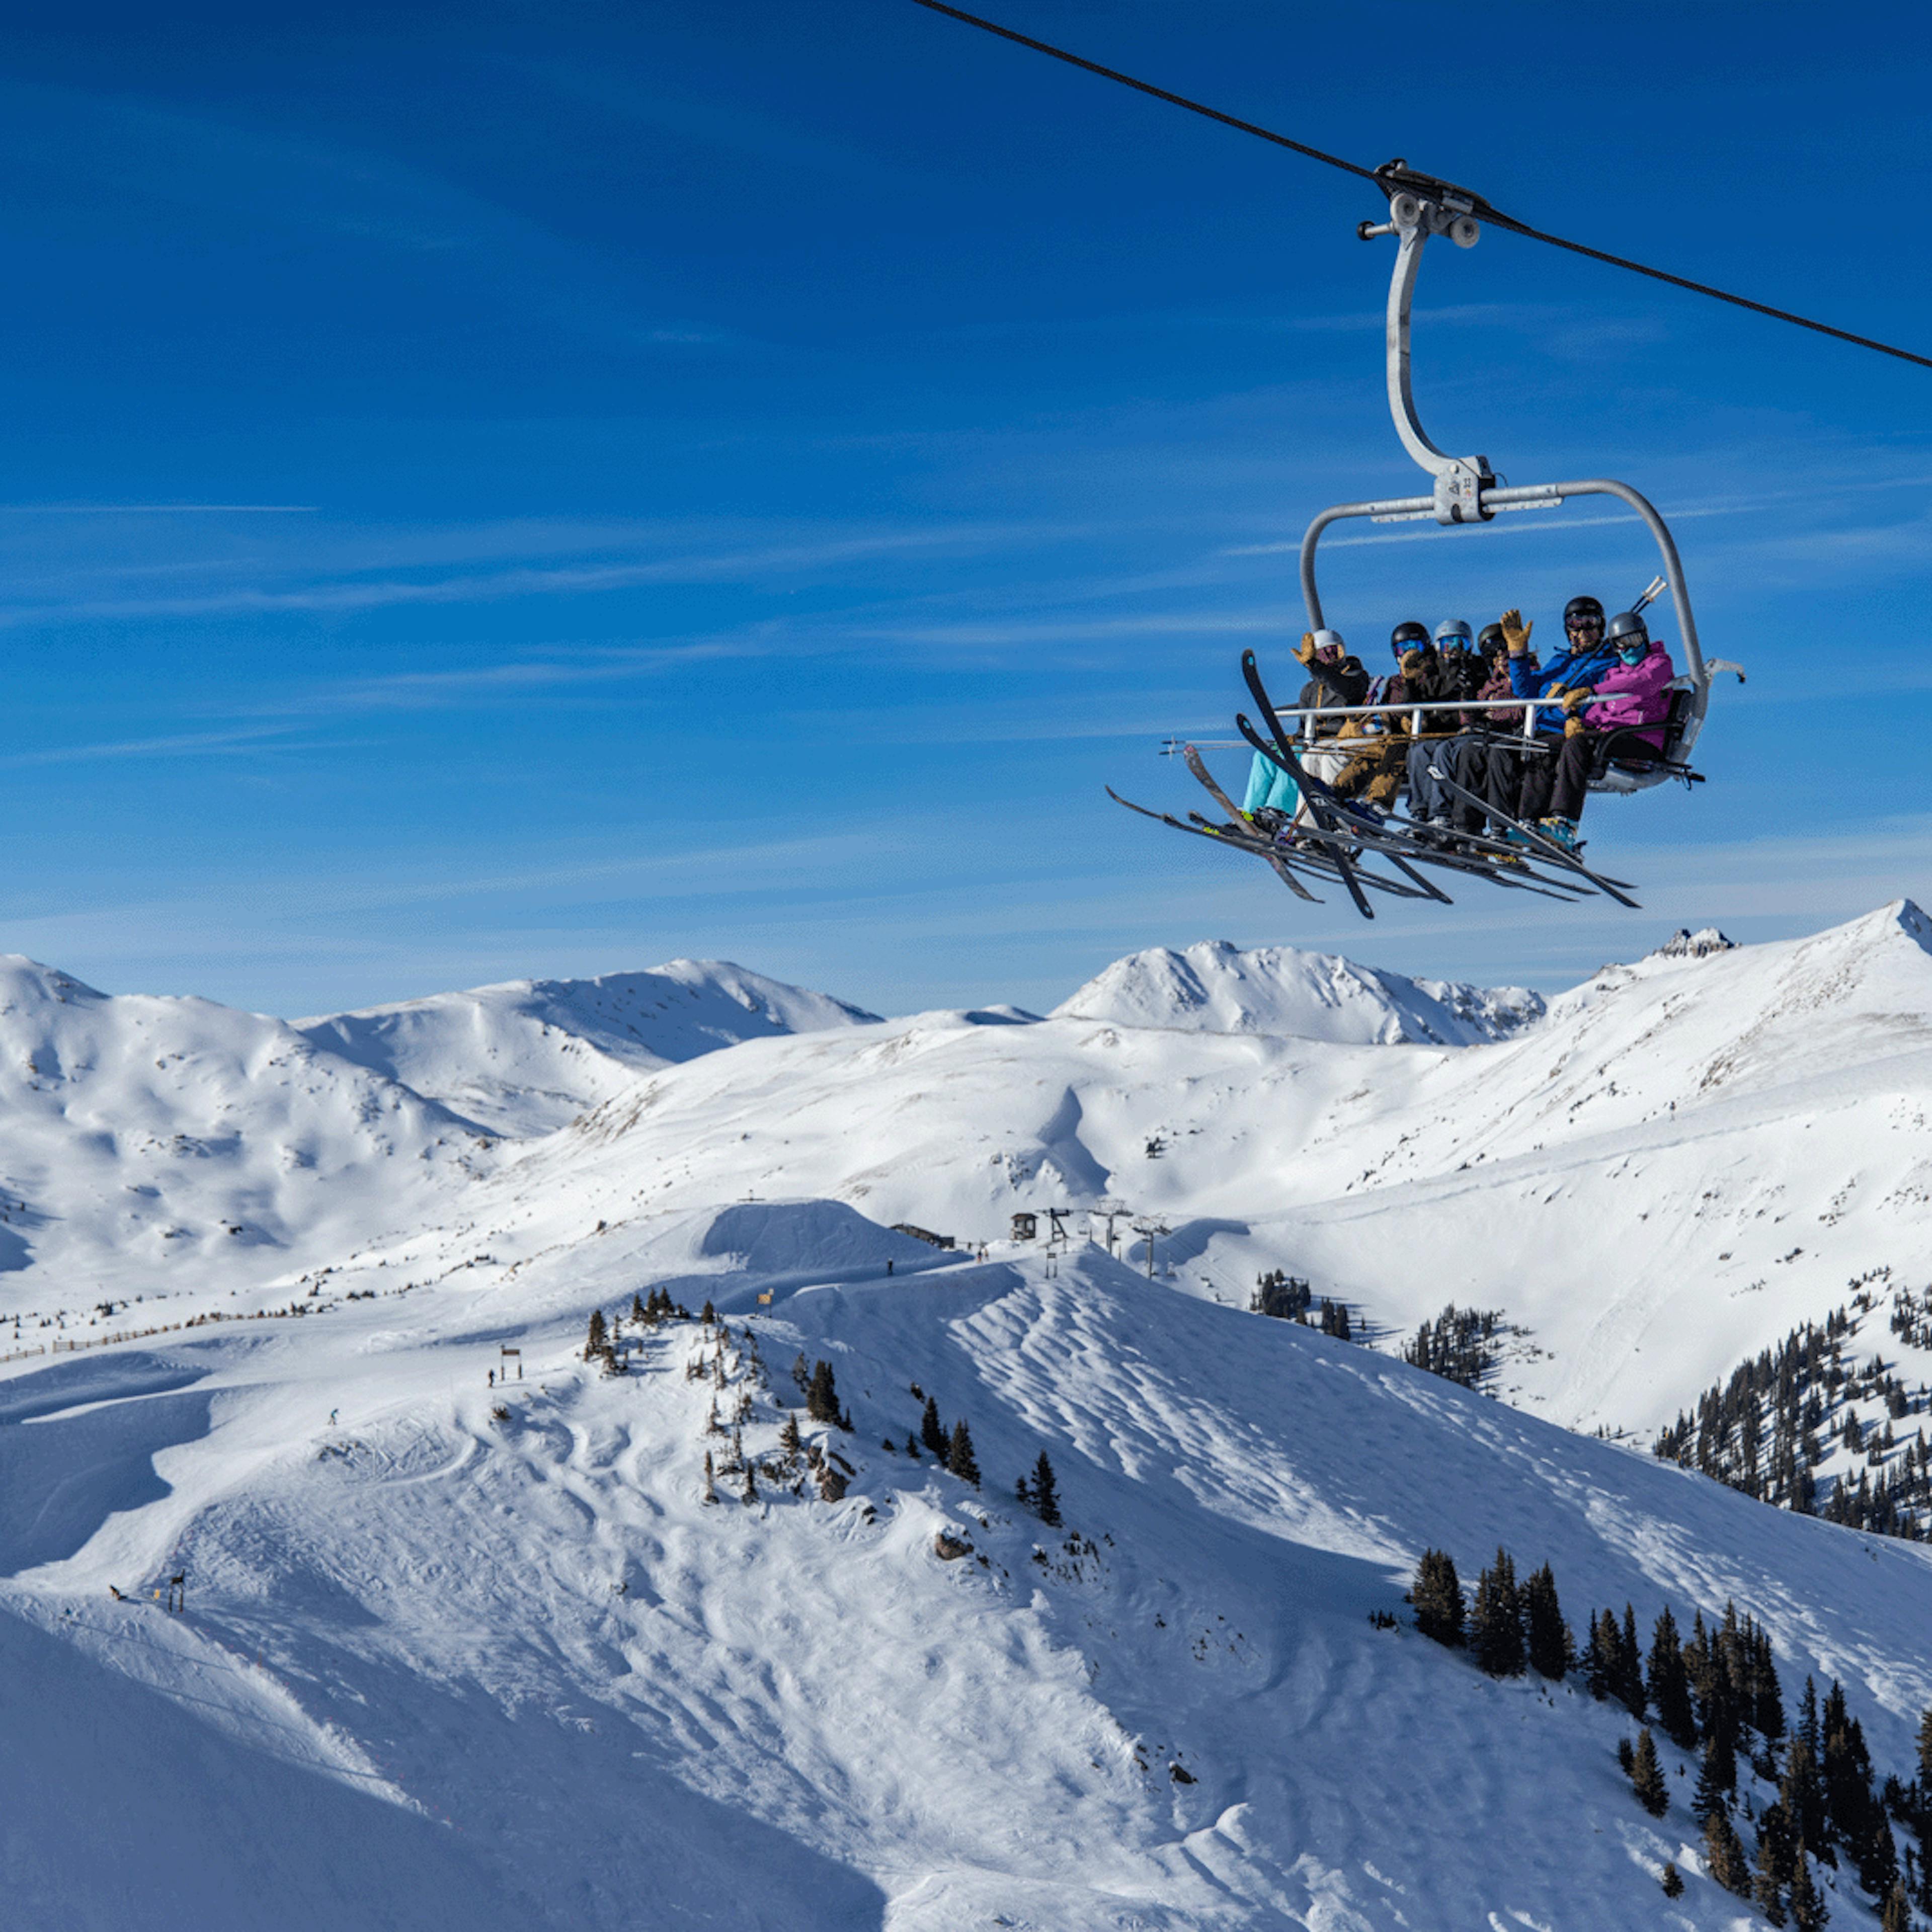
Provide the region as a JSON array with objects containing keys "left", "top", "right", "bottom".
[{"left": 1300, "top": 177, "right": 1726, "bottom": 795}]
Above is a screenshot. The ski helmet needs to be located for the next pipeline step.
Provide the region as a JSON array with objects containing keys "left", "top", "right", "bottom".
[
  {"left": 1390, "top": 619, "right": 1430, "bottom": 658},
  {"left": 1477, "top": 621, "right": 1507, "bottom": 656},
  {"left": 1563, "top": 594, "right": 1605, "bottom": 633},
  {"left": 1310, "top": 628, "right": 1346, "bottom": 659},
  {"left": 1433, "top": 619, "right": 1473, "bottom": 647},
  {"left": 1606, "top": 610, "right": 1650, "bottom": 662}
]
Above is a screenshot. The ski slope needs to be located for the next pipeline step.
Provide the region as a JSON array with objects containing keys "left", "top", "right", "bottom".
[
  {"left": 2, "top": 905, "right": 1930, "bottom": 1926},
  {"left": 417, "top": 901, "right": 1932, "bottom": 1435},
  {"left": 7, "top": 1209, "right": 1928, "bottom": 1930}
]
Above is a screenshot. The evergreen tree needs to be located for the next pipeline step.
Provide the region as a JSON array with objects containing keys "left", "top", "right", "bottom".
[
  {"left": 1881, "top": 1881, "right": 1910, "bottom": 1932},
  {"left": 1758, "top": 1795, "right": 1798, "bottom": 1894},
  {"left": 1705, "top": 1804, "right": 1752, "bottom": 1897},
  {"left": 1031, "top": 1451, "right": 1062, "bottom": 1527},
  {"left": 631, "top": 1293, "right": 647, "bottom": 1325},
  {"left": 1523, "top": 1563, "right": 1573, "bottom": 1680},
  {"left": 904, "top": 1433, "right": 920, "bottom": 1459},
  {"left": 1917, "top": 1702, "right": 1932, "bottom": 1793},
  {"left": 1782, "top": 1724, "right": 1829, "bottom": 1863},
  {"left": 1583, "top": 1609, "right": 1618, "bottom": 1700},
  {"left": 1661, "top": 1861, "right": 1684, "bottom": 1899},
  {"left": 1471, "top": 1548, "right": 1525, "bottom": 1678},
  {"left": 1617, "top": 1603, "right": 1647, "bottom": 1717},
  {"left": 1647, "top": 1607, "right": 1698, "bottom": 1749},
  {"left": 701, "top": 1450, "right": 717, "bottom": 1505},
  {"left": 1695, "top": 1731, "right": 1737, "bottom": 1821},
  {"left": 947, "top": 1418, "right": 981, "bottom": 1488},
  {"left": 779, "top": 1412, "right": 802, "bottom": 1460},
  {"left": 1411, "top": 1549, "right": 1465, "bottom": 1648},
  {"left": 1752, "top": 1621, "right": 1788, "bottom": 1741},
  {"left": 1754, "top": 1822, "right": 1791, "bottom": 1926},
  {"left": 806, "top": 1360, "right": 840, "bottom": 1425},
  {"left": 1822, "top": 1678, "right": 1894, "bottom": 1890},
  {"left": 742, "top": 1460, "right": 758, "bottom": 1504},
  {"left": 1788, "top": 1845, "right": 1829, "bottom": 1932},
  {"left": 584, "top": 1309, "right": 608, "bottom": 1359},
  {"left": 701, "top": 1299, "right": 715, "bottom": 1326},
  {"left": 920, "top": 1396, "right": 946, "bottom": 1457},
  {"left": 1630, "top": 1728, "right": 1670, "bottom": 1818}
]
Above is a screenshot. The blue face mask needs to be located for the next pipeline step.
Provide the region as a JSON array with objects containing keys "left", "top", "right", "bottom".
[{"left": 1616, "top": 642, "right": 1647, "bottom": 665}]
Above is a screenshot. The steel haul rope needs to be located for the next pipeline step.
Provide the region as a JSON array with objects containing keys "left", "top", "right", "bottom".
[{"left": 909, "top": 0, "right": 1932, "bottom": 374}]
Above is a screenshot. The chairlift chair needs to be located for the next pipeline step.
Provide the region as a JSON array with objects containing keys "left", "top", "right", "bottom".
[{"left": 1303, "top": 164, "right": 1745, "bottom": 791}]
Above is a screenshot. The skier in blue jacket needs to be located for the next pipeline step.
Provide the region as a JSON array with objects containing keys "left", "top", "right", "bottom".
[{"left": 1498, "top": 596, "right": 1617, "bottom": 819}]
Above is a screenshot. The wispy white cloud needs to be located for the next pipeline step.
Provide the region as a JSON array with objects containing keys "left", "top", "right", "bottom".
[
  {"left": 0, "top": 523, "right": 1047, "bottom": 630},
  {"left": 0, "top": 504, "right": 318, "bottom": 515},
  {"left": 0, "top": 725, "right": 304, "bottom": 769}
]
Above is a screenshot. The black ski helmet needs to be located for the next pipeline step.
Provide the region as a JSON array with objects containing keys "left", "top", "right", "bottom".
[
  {"left": 1563, "top": 594, "right": 1605, "bottom": 631},
  {"left": 1390, "top": 619, "right": 1430, "bottom": 654},
  {"left": 1477, "top": 621, "right": 1507, "bottom": 656},
  {"left": 1605, "top": 610, "right": 1649, "bottom": 648}
]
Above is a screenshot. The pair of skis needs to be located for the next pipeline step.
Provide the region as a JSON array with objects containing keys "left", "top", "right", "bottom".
[{"left": 1109, "top": 648, "right": 1642, "bottom": 915}]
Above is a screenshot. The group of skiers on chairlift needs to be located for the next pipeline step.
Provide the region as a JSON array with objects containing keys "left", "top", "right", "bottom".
[{"left": 1241, "top": 593, "right": 1676, "bottom": 856}]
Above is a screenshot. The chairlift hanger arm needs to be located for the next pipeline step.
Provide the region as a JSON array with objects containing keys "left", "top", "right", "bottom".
[{"left": 908, "top": 0, "right": 1932, "bottom": 373}]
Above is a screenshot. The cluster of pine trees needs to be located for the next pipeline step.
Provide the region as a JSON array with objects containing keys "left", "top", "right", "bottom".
[
  {"left": 584, "top": 1289, "right": 703, "bottom": 1372},
  {"left": 801, "top": 1358, "right": 851, "bottom": 1431},
  {"left": 1250, "top": 1271, "right": 1311, "bottom": 1321},
  {"left": 1653, "top": 1297, "right": 1932, "bottom": 1541},
  {"left": 1402, "top": 1305, "right": 1509, "bottom": 1390},
  {"left": 1248, "top": 1271, "right": 1359, "bottom": 1340},
  {"left": 1410, "top": 1547, "right": 1569, "bottom": 1677},
  {"left": 1891, "top": 1286, "right": 1932, "bottom": 1355},
  {"left": 904, "top": 1388, "right": 980, "bottom": 1488},
  {"left": 1413, "top": 1546, "right": 1932, "bottom": 1923}
]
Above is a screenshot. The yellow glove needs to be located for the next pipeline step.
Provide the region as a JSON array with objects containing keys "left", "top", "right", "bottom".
[
  {"left": 1564, "top": 715, "right": 1587, "bottom": 739},
  {"left": 1561, "top": 686, "right": 1592, "bottom": 713},
  {"left": 1294, "top": 631, "right": 1317, "bottom": 666},
  {"left": 1500, "top": 609, "right": 1533, "bottom": 656}
]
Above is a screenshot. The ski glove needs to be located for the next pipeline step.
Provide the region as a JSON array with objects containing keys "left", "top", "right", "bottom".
[
  {"left": 1561, "top": 686, "right": 1593, "bottom": 713},
  {"left": 1500, "top": 609, "right": 1533, "bottom": 656},
  {"left": 1294, "top": 632, "right": 1318, "bottom": 666},
  {"left": 1564, "top": 715, "right": 1588, "bottom": 739}
]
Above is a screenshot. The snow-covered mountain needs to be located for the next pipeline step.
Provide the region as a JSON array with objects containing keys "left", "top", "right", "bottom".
[
  {"left": 0, "top": 955, "right": 485, "bottom": 1315},
  {"left": 297, "top": 960, "right": 880, "bottom": 1137},
  {"left": 1055, "top": 937, "right": 1545, "bottom": 1045},
  {"left": 4, "top": 910, "right": 1932, "bottom": 1925},
  {"left": 8, "top": 1210, "right": 1929, "bottom": 1930}
]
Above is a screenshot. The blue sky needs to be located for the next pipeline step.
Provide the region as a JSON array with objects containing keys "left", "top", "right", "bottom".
[{"left": 1, "top": 1, "right": 1927, "bottom": 1017}]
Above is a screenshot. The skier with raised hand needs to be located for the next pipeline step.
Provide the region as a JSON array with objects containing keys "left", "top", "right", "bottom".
[
  {"left": 1501, "top": 596, "right": 1619, "bottom": 822},
  {"left": 1240, "top": 628, "right": 1366, "bottom": 825},
  {"left": 1530, "top": 610, "right": 1677, "bottom": 852}
]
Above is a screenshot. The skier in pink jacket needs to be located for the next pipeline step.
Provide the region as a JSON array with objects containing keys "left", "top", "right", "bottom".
[{"left": 1532, "top": 610, "right": 1676, "bottom": 852}]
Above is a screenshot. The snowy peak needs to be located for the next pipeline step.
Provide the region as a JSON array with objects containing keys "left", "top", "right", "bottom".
[
  {"left": 1052, "top": 939, "right": 1544, "bottom": 1047},
  {"left": 1648, "top": 926, "right": 1736, "bottom": 959},
  {"left": 0, "top": 956, "right": 481, "bottom": 1303},
  {"left": 298, "top": 960, "right": 880, "bottom": 1138}
]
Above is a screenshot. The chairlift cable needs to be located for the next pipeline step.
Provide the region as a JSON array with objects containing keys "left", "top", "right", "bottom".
[{"left": 909, "top": 0, "right": 1932, "bottom": 374}]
